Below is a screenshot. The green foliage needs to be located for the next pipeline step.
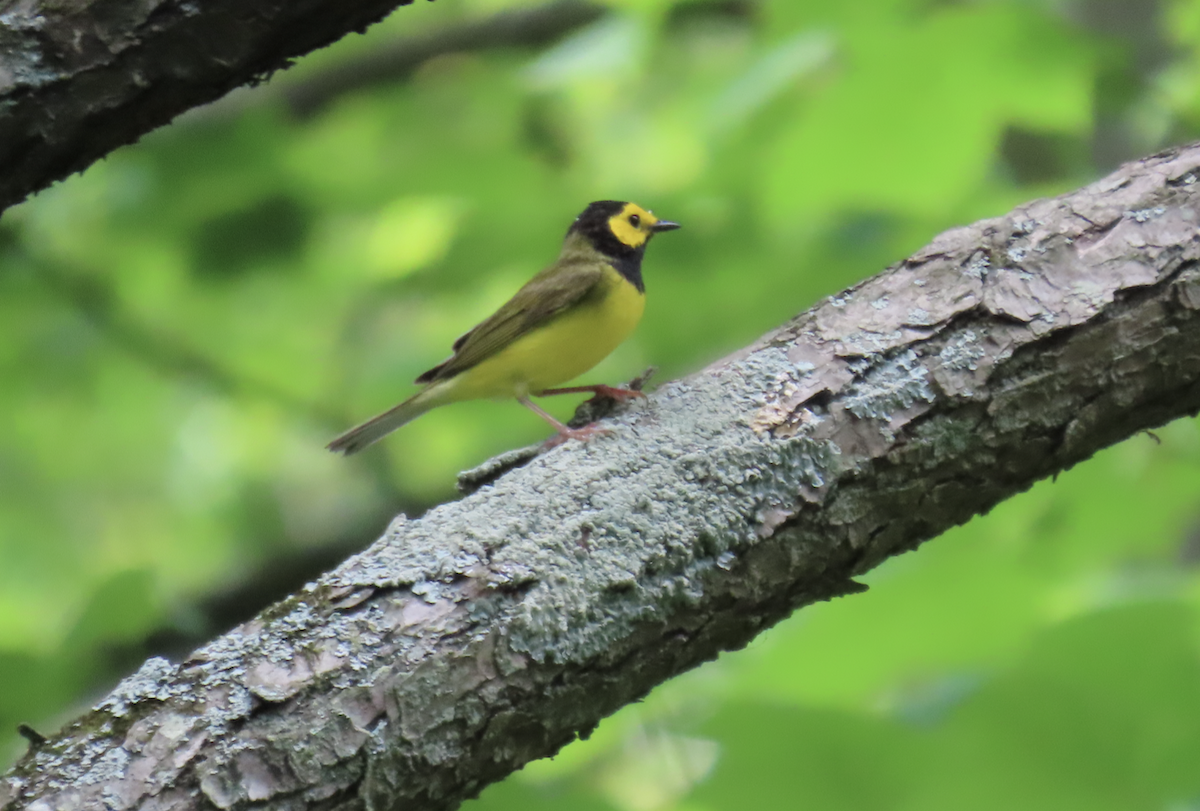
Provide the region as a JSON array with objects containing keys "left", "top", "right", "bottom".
[{"left": 3, "top": 0, "right": 1200, "bottom": 805}]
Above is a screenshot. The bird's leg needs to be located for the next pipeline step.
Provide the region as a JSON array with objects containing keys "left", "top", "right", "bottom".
[
  {"left": 537, "top": 384, "right": 646, "bottom": 402},
  {"left": 519, "top": 396, "right": 610, "bottom": 447}
]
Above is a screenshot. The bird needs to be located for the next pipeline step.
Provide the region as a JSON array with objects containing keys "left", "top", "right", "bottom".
[{"left": 327, "top": 200, "right": 680, "bottom": 455}]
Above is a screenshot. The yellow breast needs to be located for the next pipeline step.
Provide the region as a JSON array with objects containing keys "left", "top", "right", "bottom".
[{"left": 451, "top": 265, "right": 644, "bottom": 399}]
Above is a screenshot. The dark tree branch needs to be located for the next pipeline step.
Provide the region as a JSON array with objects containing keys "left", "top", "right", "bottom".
[
  {"left": 7, "top": 143, "right": 1200, "bottom": 809},
  {"left": 26, "top": 246, "right": 416, "bottom": 513},
  {"left": 280, "top": 0, "right": 604, "bottom": 118},
  {"left": 33, "top": 255, "right": 341, "bottom": 428},
  {"left": 0, "top": 0, "right": 425, "bottom": 215}
]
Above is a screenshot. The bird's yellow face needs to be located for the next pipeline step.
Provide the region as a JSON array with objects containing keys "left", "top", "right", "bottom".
[{"left": 606, "top": 203, "right": 666, "bottom": 249}]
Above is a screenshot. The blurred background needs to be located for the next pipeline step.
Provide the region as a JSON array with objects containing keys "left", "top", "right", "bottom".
[{"left": 4, "top": 0, "right": 1200, "bottom": 806}]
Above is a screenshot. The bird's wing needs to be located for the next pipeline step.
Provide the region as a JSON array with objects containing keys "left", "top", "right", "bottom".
[{"left": 415, "top": 260, "right": 605, "bottom": 384}]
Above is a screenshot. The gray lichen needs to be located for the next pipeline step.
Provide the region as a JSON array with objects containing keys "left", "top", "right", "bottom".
[
  {"left": 843, "top": 350, "right": 935, "bottom": 420},
  {"left": 939, "top": 329, "right": 986, "bottom": 373},
  {"left": 1128, "top": 206, "right": 1166, "bottom": 222},
  {"left": 94, "top": 657, "right": 179, "bottom": 718},
  {"left": 964, "top": 250, "right": 990, "bottom": 279}
]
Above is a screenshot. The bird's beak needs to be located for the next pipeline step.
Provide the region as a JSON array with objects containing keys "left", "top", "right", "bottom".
[{"left": 651, "top": 220, "right": 681, "bottom": 233}]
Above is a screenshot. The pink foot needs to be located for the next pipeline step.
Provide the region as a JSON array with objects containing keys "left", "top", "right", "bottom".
[{"left": 541, "top": 423, "right": 612, "bottom": 449}]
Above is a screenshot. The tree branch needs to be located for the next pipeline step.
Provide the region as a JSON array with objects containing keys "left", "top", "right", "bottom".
[
  {"left": 0, "top": 0, "right": 423, "bottom": 215},
  {"left": 185, "top": 0, "right": 606, "bottom": 125},
  {"left": 34, "top": 256, "right": 341, "bottom": 428},
  {"left": 7, "top": 142, "right": 1200, "bottom": 810},
  {"left": 280, "top": 0, "right": 603, "bottom": 119}
]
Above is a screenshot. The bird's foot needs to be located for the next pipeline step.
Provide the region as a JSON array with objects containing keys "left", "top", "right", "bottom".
[{"left": 541, "top": 423, "right": 612, "bottom": 449}]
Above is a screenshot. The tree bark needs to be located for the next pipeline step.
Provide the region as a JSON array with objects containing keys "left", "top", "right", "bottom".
[
  {"left": 0, "top": 0, "right": 423, "bottom": 215},
  {"left": 6, "top": 142, "right": 1200, "bottom": 809}
]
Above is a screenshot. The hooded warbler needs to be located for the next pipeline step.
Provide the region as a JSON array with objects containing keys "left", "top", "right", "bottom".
[{"left": 328, "top": 200, "right": 680, "bottom": 454}]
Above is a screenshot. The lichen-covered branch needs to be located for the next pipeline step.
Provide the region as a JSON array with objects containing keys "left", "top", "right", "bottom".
[
  {"left": 6, "top": 143, "right": 1200, "bottom": 810},
  {"left": 0, "top": 0, "right": 421, "bottom": 215}
]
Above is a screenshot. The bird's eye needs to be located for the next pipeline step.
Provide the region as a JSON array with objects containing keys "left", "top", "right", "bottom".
[{"left": 629, "top": 214, "right": 641, "bottom": 227}]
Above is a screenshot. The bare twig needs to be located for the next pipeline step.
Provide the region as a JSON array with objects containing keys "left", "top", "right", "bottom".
[
  {"left": 281, "top": 0, "right": 604, "bottom": 118},
  {"left": 34, "top": 257, "right": 340, "bottom": 428}
]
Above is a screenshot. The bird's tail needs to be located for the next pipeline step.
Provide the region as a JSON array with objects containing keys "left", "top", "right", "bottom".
[{"left": 327, "top": 384, "right": 449, "bottom": 455}]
